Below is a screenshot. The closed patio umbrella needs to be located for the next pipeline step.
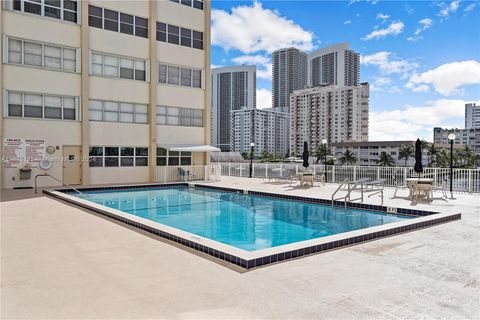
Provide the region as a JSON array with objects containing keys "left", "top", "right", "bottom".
[
  {"left": 414, "top": 138, "right": 423, "bottom": 176},
  {"left": 302, "top": 141, "right": 309, "bottom": 170}
]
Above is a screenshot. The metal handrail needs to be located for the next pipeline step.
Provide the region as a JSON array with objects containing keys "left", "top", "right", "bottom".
[
  {"left": 35, "top": 173, "right": 84, "bottom": 195},
  {"left": 331, "top": 179, "right": 350, "bottom": 208}
]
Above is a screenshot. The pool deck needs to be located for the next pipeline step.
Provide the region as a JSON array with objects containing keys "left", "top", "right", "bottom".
[{"left": 1, "top": 176, "right": 479, "bottom": 319}]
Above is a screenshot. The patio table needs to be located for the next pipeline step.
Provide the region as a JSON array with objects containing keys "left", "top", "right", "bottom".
[{"left": 406, "top": 178, "right": 434, "bottom": 199}]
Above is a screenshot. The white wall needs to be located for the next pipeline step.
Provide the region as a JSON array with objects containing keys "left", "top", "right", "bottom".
[{"left": 2, "top": 119, "right": 81, "bottom": 188}]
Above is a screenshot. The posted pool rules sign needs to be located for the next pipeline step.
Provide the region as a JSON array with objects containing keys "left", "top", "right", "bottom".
[{"left": 3, "top": 138, "right": 46, "bottom": 168}]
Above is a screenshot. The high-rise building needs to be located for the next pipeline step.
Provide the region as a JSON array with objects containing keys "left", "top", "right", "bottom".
[
  {"left": 1, "top": 0, "right": 211, "bottom": 189},
  {"left": 230, "top": 108, "right": 290, "bottom": 157},
  {"left": 307, "top": 42, "right": 360, "bottom": 87},
  {"left": 289, "top": 83, "right": 369, "bottom": 155},
  {"left": 465, "top": 103, "right": 479, "bottom": 129},
  {"left": 272, "top": 48, "right": 307, "bottom": 112},
  {"left": 211, "top": 65, "right": 256, "bottom": 151}
]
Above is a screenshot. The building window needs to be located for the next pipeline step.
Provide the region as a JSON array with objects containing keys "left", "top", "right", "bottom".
[
  {"left": 192, "top": 31, "right": 203, "bottom": 50},
  {"left": 5, "top": 91, "right": 79, "bottom": 121},
  {"left": 88, "top": 5, "right": 148, "bottom": 39},
  {"left": 90, "top": 51, "right": 147, "bottom": 81},
  {"left": 89, "top": 100, "right": 148, "bottom": 124},
  {"left": 169, "top": 0, "right": 203, "bottom": 10},
  {"left": 6, "top": 37, "right": 78, "bottom": 72},
  {"left": 11, "top": 0, "right": 79, "bottom": 23},
  {"left": 156, "top": 106, "right": 203, "bottom": 127},
  {"left": 158, "top": 63, "right": 202, "bottom": 88},
  {"left": 89, "top": 146, "right": 148, "bottom": 167},
  {"left": 156, "top": 148, "right": 192, "bottom": 166},
  {"left": 156, "top": 21, "right": 203, "bottom": 50}
]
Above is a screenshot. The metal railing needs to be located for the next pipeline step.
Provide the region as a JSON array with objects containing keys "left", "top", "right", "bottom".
[
  {"left": 154, "top": 164, "right": 222, "bottom": 183},
  {"left": 219, "top": 163, "right": 480, "bottom": 193},
  {"left": 35, "top": 173, "right": 84, "bottom": 195}
]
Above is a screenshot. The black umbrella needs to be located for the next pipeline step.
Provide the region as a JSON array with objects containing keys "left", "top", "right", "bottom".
[
  {"left": 414, "top": 138, "right": 423, "bottom": 175},
  {"left": 302, "top": 141, "right": 309, "bottom": 169}
]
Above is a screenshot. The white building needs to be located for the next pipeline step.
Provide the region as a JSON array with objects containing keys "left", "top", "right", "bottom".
[
  {"left": 331, "top": 141, "right": 429, "bottom": 166},
  {"left": 433, "top": 127, "right": 480, "bottom": 153},
  {"left": 211, "top": 65, "right": 256, "bottom": 151},
  {"left": 465, "top": 102, "right": 479, "bottom": 129},
  {"left": 289, "top": 83, "right": 369, "bottom": 155},
  {"left": 272, "top": 47, "right": 307, "bottom": 112},
  {"left": 230, "top": 108, "right": 290, "bottom": 157},
  {"left": 1, "top": 0, "right": 211, "bottom": 189},
  {"left": 307, "top": 42, "right": 360, "bottom": 88}
]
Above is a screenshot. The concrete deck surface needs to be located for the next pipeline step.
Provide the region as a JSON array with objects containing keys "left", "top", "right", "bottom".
[{"left": 1, "top": 177, "right": 479, "bottom": 319}]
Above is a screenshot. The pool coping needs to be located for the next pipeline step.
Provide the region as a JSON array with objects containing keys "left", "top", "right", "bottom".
[{"left": 43, "top": 183, "right": 461, "bottom": 270}]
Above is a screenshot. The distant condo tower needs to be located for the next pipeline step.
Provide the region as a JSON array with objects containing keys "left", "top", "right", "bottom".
[
  {"left": 272, "top": 48, "right": 307, "bottom": 113},
  {"left": 308, "top": 42, "right": 360, "bottom": 87},
  {"left": 465, "top": 102, "right": 479, "bottom": 129},
  {"left": 211, "top": 65, "right": 257, "bottom": 151}
]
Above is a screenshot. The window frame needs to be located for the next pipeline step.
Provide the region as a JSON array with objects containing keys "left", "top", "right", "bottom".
[
  {"left": 88, "top": 99, "right": 148, "bottom": 124},
  {"left": 156, "top": 105, "right": 203, "bottom": 128},
  {"left": 158, "top": 62, "right": 202, "bottom": 89},
  {"left": 5, "top": 90, "right": 80, "bottom": 121},
  {"left": 88, "top": 146, "right": 149, "bottom": 167},
  {"left": 12, "top": 0, "right": 80, "bottom": 24},
  {"left": 90, "top": 51, "right": 148, "bottom": 82},
  {"left": 5, "top": 36, "right": 79, "bottom": 73},
  {"left": 156, "top": 147, "right": 192, "bottom": 166}
]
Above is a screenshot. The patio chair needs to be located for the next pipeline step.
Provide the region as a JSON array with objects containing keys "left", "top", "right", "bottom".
[
  {"left": 276, "top": 169, "right": 294, "bottom": 185},
  {"left": 392, "top": 175, "right": 409, "bottom": 198},
  {"left": 432, "top": 177, "right": 448, "bottom": 199},
  {"left": 365, "top": 179, "right": 386, "bottom": 191},
  {"left": 177, "top": 167, "right": 195, "bottom": 182}
]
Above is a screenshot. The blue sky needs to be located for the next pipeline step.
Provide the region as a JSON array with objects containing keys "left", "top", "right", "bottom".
[{"left": 210, "top": 0, "right": 480, "bottom": 141}]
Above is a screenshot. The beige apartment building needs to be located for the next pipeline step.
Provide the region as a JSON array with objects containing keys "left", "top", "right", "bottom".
[
  {"left": 0, "top": 0, "right": 211, "bottom": 189},
  {"left": 290, "top": 83, "right": 369, "bottom": 155}
]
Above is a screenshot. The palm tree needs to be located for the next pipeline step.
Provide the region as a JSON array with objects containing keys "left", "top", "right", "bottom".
[
  {"left": 261, "top": 149, "right": 270, "bottom": 161},
  {"left": 314, "top": 145, "right": 329, "bottom": 164},
  {"left": 376, "top": 152, "right": 395, "bottom": 167},
  {"left": 426, "top": 143, "right": 439, "bottom": 167},
  {"left": 339, "top": 149, "right": 357, "bottom": 165},
  {"left": 398, "top": 143, "right": 414, "bottom": 166}
]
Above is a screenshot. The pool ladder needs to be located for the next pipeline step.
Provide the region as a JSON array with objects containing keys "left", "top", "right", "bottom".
[
  {"left": 35, "top": 173, "right": 84, "bottom": 195},
  {"left": 331, "top": 179, "right": 364, "bottom": 208}
]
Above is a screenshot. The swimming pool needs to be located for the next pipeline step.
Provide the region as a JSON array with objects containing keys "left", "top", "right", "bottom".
[
  {"left": 46, "top": 184, "right": 460, "bottom": 269},
  {"left": 75, "top": 186, "right": 412, "bottom": 251}
]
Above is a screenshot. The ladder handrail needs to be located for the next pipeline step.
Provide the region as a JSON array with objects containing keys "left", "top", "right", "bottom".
[
  {"left": 35, "top": 173, "right": 84, "bottom": 195},
  {"left": 332, "top": 178, "right": 350, "bottom": 207}
]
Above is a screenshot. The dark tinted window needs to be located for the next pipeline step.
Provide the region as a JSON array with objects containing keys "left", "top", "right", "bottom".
[{"left": 24, "top": 1, "right": 41, "bottom": 15}]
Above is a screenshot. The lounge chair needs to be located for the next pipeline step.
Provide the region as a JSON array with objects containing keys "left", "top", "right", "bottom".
[
  {"left": 177, "top": 167, "right": 195, "bottom": 182},
  {"left": 365, "top": 179, "right": 386, "bottom": 191},
  {"left": 276, "top": 169, "right": 294, "bottom": 185},
  {"left": 392, "top": 175, "right": 409, "bottom": 198},
  {"left": 432, "top": 177, "right": 448, "bottom": 199}
]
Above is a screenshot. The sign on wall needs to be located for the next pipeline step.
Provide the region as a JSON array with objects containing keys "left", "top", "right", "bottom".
[{"left": 2, "top": 138, "right": 46, "bottom": 168}]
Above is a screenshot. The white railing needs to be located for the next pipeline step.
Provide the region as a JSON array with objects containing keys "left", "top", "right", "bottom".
[
  {"left": 218, "top": 163, "right": 480, "bottom": 193},
  {"left": 154, "top": 164, "right": 222, "bottom": 183}
]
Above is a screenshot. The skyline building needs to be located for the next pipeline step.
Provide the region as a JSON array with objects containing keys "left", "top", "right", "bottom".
[
  {"left": 230, "top": 107, "right": 290, "bottom": 157},
  {"left": 272, "top": 47, "right": 307, "bottom": 112},
  {"left": 307, "top": 42, "right": 360, "bottom": 88},
  {"left": 289, "top": 83, "right": 369, "bottom": 155},
  {"left": 465, "top": 102, "right": 479, "bottom": 129},
  {"left": 211, "top": 65, "right": 256, "bottom": 151}
]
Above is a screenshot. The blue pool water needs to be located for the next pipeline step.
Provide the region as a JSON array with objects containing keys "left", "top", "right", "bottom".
[{"left": 74, "top": 186, "right": 412, "bottom": 251}]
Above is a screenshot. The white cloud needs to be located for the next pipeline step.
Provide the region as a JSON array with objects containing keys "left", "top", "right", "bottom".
[
  {"left": 362, "top": 21, "right": 404, "bottom": 40},
  {"left": 406, "top": 60, "right": 480, "bottom": 96},
  {"left": 256, "top": 89, "right": 272, "bottom": 109},
  {"left": 370, "top": 99, "right": 479, "bottom": 141},
  {"left": 232, "top": 55, "right": 269, "bottom": 65},
  {"left": 344, "top": 20, "right": 352, "bottom": 24},
  {"left": 376, "top": 13, "right": 389, "bottom": 22},
  {"left": 231, "top": 55, "right": 272, "bottom": 80},
  {"left": 370, "top": 77, "right": 402, "bottom": 93},
  {"left": 414, "top": 18, "right": 433, "bottom": 35},
  {"left": 348, "top": 0, "right": 360, "bottom": 5},
  {"left": 211, "top": 1, "right": 314, "bottom": 54},
  {"left": 211, "top": 64, "right": 223, "bottom": 69},
  {"left": 407, "top": 36, "right": 422, "bottom": 42},
  {"left": 438, "top": 0, "right": 461, "bottom": 17},
  {"left": 464, "top": 3, "right": 476, "bottom": 12},
  {"left": 361, "top": 51, "right": 418, "bottom": 78}
]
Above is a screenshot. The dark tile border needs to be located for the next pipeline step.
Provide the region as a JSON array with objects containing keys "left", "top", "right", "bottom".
[{"left": 44, "top": 183, "right": 461, "bottom": 270}]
